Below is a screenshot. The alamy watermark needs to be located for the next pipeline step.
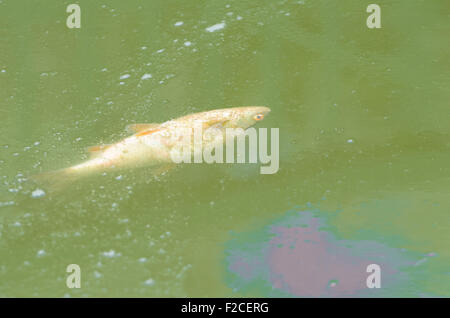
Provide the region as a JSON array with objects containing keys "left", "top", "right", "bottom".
[
  {"left": 366, "top": 264, "right": 381, "bottom": 288},
  {"left": 168, "top": 126, "right": 279, "bottom": 174},
  {"left": 66, "top": 264, "right": 81, "bottom": 288}
]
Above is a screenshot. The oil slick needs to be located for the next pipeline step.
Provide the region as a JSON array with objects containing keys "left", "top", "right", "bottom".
[
  {"left": 32, "top": 106, "right": 275, "bottom": 190},
  {"left": 225, "top": 209, "right": 429, "bottom": 297}
]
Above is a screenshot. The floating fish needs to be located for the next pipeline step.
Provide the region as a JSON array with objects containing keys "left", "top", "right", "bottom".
[{"left": 32, "top": 106, "right": 270, "bottom": 190}]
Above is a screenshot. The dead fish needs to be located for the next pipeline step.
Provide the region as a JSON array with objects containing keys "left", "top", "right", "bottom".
[{"left": 32, "top": 106, "right": 270, "bottom": 189}]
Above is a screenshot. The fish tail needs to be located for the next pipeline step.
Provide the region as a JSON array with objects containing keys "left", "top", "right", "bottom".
[{"left": 30, "top": 168, "right": 78, "bottom": 192}]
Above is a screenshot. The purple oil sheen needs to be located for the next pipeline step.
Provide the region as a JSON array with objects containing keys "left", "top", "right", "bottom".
[
  {"left": 229, "top": 257, "right": 265, "bottom": 280},
  {"left": 226, "top": 211, "right": 415, "bottom": 297},
  {"left": 267, "top": 224, "right": 396, "bottom": 297}
]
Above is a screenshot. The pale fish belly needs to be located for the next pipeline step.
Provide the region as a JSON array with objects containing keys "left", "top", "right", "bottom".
[
  {"left": 68, "top": 134, "right": 172, "bottom": 174},
  {"left": 68, "top": 156, "right": 116, "bottom": 174}
]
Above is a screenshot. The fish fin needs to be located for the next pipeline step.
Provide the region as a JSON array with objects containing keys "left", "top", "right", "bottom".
[
  {"left": 204, "top": 120, "right": 230, "bottom": 130},
  {"left": 126, "top": 123, "right": 161, "bottom": 134},
  {"left": 86, "top": 144, "right": 112, "bottom": 158},
  {"left": 210, "top": 121, "right": 226, "bottom": 129},
  {"left": 135, "top": 128, "right": 160, "bottom": 137},
  {"left": 30, "top": 168, "right": 78, "bottom": 193}
]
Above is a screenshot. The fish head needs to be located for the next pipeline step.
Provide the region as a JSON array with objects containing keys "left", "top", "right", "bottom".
[
  {"left": 175, "top": 106, "right": 271, "bottom": 131},
  {"left": 225, "top": 106, "right": 271, "bottom": 129}
]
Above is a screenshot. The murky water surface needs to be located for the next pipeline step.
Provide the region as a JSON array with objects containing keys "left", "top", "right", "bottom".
[{"left": 0, "top": 0, "right": 449, "bottom": 296}]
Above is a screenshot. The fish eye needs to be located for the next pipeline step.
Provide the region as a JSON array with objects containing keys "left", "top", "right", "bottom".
[{"left": 253, "top": 114, "right": 264, "bottom": 121}]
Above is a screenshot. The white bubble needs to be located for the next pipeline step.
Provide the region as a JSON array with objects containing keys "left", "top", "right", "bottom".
[
  {"left": 347, "top": 139, "right": 354, "bottom": 144},
  {"left": 31, "top": 189, "right": 46, "bottom": 198},
  {"left": 174, "top": 21, "right": 183, "bottom": 26},
  {"left": 37, "top": 249, "right": 46, "bottom": 257},
  {"left": 184, "top": 41, "right": 192, "bottom": 47},
  {"left": 141, "top": 73, "right": 152, "bottom": 80},
  {"left": 120, "top": 74, "right": 130, "bottom": 80},
  {"left": 144, "top": 278, "right": 155, "bottom": 286},
  {"left": 102, "top": 250, "right": 121, "bottom": 258},
  {"left": 0, "top": 201, "right": 14, "bottom": 207},
  {"left": 94, "top": 271, "right": 103, "bottom": 278},
  {"left": 206, "top": 22, "right": 226, "bottom": 32}
]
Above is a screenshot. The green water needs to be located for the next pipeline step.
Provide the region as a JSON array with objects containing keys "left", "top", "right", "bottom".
[{"left": 0, "top": 0, "right": 449, "bottom": 297}]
